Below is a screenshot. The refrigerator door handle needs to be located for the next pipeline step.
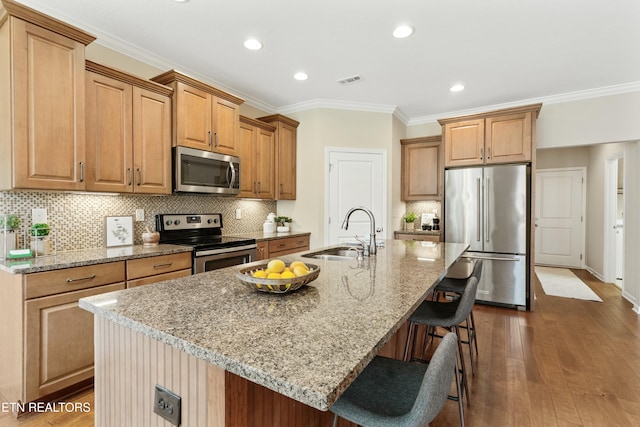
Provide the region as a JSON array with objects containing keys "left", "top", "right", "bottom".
[
  {"left": 476, "top": 177, "right": 481, "bottom": 242},
  {"left": 462, "top": 254, "right": 521, "bottom": 262},
  {"left": 485, "top": 177, "right": 490, "bottom": 243}
]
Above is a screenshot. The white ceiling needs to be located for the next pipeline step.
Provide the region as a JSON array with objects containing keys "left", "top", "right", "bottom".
[{"left": 15, "top": 0, "right": 640, "bottom": 124}]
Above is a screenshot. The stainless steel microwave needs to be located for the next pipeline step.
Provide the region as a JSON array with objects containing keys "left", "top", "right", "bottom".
[{"left": 174, "top": 146, "right": 240, "bottom": 195}]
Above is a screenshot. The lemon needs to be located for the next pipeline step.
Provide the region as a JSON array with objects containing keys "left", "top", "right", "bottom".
[
  {"left": 293, "top": 266, "right": 309, "bottom": 277},
  {"left": 256, "top": 283, "right": 263, "bottom": 289},
  {"left": 289, "top": 261, "right": 309, "bottom": 271},
  {"left": 281, "top": 271, "right": 296, "bottom": 279},
  {"left": 267, "top": 272, "right": 282, "bottom": 279},
  {"left": 264, "top": 268, "right": 274, "bottom": 275},
  {"left": 252, "top": 270, "right": 267, "bottom": 278},
  {"left": 267, "top": 259, "right": 286, "bottom": 273}
]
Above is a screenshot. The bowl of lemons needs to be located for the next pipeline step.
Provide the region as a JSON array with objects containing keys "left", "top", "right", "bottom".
[{"left": 237, "top": 259, "right": 320, "bottom": 294}]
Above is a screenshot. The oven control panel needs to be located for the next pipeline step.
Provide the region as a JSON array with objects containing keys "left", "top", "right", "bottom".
[{"left": 158, "top": 214, "right": 222, "bottom": 231}]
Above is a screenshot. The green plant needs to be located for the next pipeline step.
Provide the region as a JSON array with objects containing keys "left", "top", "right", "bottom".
[
  {"left": 403, "top": 212, "right": 417, "bottom": 223},
  {"left": 0, "top": 214, "right": 21, "bottom": 230},
  {"left": 274, "top": 216, "right": 292, "bottom": 226},
  {"left": 30, "top": 223, "right": 50, "bottom": 237}
]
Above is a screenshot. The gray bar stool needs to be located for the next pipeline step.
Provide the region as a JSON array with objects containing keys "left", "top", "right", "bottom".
[
  {"left": 331, "top": 332, "right": 463, "bottom": 427},
  {"left": 403, "top": 275, "right": 479, "bottom": 407},
  {"left": 433, "top": 259, "right": 483, "bottom": 374}
]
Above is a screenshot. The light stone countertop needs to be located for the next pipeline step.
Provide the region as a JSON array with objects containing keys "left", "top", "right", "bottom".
[
  {"left": 0, "top": 244, "right": 192, "bottom": 274},
  {"left": 227, "top": 230, "right": 311, "bottom": 242},
  {"left": 79, "top": 239, "right": 468, "bottom": 411}
]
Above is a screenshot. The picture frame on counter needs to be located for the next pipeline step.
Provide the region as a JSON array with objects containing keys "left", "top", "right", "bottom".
[{"left": 105, "top": 216, "right": 134, "bottom": 247}]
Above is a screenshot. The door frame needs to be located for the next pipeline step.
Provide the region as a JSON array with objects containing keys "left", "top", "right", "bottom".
[
  {"left": 604, "top": 151, "right": 624, "bottom": 285},
  {"left": 324, "top": 147, "right": 388, "bottom": 246},
  {"left": 534, "top": 167, "right": 587, "bottom": 269}
]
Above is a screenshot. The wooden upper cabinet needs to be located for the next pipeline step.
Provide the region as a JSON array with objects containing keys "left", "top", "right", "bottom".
[
  {"left": 239, "top": 116, "right": 275, "bottom": 199},
  {"left": 151, "top": 70, "right": 243, "bottom": 156},
  {"left": 258, "top": 114, "right": 299, "bottom": 200},
  {"left": 442, "top": 119, "right": 485, "bottom": 167},
  {"left": 0, "top": 1, "right": 96, "bottom": 191},
  {"left": 401, "top": 136, "right": 443, "bottom": 201},
  {"left": 485, "top": 112, "right": 532, "bottom": 164},
  {"left": 85, "top": 62, "right": 172, "bottom": 194},
  {"left": 439, "top": 104, "right": 541, "bottom": 168}
]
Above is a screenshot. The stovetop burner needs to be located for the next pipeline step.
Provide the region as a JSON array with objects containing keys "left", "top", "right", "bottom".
[{"left": 156, "top": 213, "right": 256, "bottom": 250}]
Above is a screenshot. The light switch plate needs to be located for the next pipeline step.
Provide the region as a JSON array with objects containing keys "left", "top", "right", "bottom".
[
  {"left": 32, "top": 208, "right": 47, "bottom": 224},
  {"left": 235, "top": 208, "right": 242, "bottom": 219},
  {"left": 135, "top": 209, "right": 145, "bottom": 221}
]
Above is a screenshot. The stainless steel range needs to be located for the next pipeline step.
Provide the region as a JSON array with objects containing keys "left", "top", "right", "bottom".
[{"left": 156, "top": 213, "right": 257, "bottom": 274}]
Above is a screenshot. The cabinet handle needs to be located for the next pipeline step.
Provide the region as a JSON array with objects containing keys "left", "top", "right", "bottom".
[
  {"left": 257, "top": 182, "right": 261, "bottom": 193},
  {"left": 67, "top": 274, "right": 96, "bottom": 283},
  {"left": 208, "top": 131, "right": 212, "bottom": 147},
  {"left": 253, "top": 181, "right": 257, "bottom": 193},
  {"left": 127, "top": 168, "right": 132, "bottom": 186},
  {"left": 480, "top": 147, "right": 484, "bottom": 160},
  {"left": 280, "top": 183, "right": 283, "bottom": 195},
  {"left": 79, "top": 162, "right": 84, "bottom": 182},
  {"left": 214, "top": 132, "right": 219, "bottom": 147},
  {"left": 153, "top": 262, "right": 173, "bottom": 269},
  {"left": 137, "top": 168, "right": 141, "bottom": 186},
  {"left": 487, "top": 147, "right": 491, "bottom": 159}
]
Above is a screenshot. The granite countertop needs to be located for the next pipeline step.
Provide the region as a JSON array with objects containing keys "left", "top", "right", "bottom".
[
  {"left": 394, "top": 229, "right": 442, "bottom": 236},
  {"left": 80, "top": 239, "right": 468, "bottom": 411},
  {"left": 0, "top": 244, "right": 192, "bottom": 274},
  {"left": 227, "top": 230, "right": 311, "bottom": 242}
]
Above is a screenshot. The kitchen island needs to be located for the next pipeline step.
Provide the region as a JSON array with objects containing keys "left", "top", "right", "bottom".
[{"left": 80, "top": 240, "right": 468, "bottom": 426}]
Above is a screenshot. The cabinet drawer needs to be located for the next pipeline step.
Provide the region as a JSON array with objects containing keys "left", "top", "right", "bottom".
[
  {"left": 127, "top": 268, "right": 192, "bottom": 289},
  {"left": 267, "top": 235, "right": 310, "bottom": 257},
  {"left": 126, "top": 252, "right": 192, "bottom": 280},
  {"left": 25, "top": 262, "right": 126, "bottom": 299}
]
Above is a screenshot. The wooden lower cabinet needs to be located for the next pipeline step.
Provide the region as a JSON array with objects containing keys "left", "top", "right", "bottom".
[
  {"left": 267, "top": 235, "right": 310, "bottom": 258},
  {"left": 255, "top": 241, "right": 269, "bottom": 261},
  {"left": 25, "top": 282, "right": 124, "bottom": 402},
  {"left": 394, "top": 231, "right": 441, "bottom": 242},
  {"left": 126, "top": 252, "right": 192, "bottom": 288}
]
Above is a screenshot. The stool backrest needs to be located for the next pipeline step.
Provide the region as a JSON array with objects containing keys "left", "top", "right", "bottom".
[
  {"left": 451, "top": 276, "right": 479, "bottom": 325},
  {"left": 407, "top": 332, "right": 458, "bottom": 426}
]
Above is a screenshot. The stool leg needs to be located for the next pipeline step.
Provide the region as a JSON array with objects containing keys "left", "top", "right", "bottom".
[
  {"left": 403, "top": 322, "right": 416, "bottom": 361},
  {"left": 469, "top": 309, "right": 478, "bottom": 356},
  {"left": 465, "top": 315, "right": 476, "bottom": 376},
  {"left": 454, "top": 357, "right": 466, "bottom": 427},
  {"left": 331, "top": 413, "right": 339, "bottom": 427},
  {"left": 453, "top": 325, "right": 470, "bottom": 405}
]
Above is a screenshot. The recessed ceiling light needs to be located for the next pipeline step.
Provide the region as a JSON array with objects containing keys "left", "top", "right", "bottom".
[
  {"left": 243, "top": 39, "right": 263, "bottom": 50},
  {"left": 393, "top": 25, "right": 414, "bottom": 39},
  {"left": 294, "top": 72, "right": 308, "bottom": 81},
  {"left": 450, "top": 84, "right": 465, "bottom": 92},
  {"left": 173, "top": 0, "right": 190, "bottom": 3}
]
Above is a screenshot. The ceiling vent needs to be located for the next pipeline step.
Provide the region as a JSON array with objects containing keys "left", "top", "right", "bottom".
[{"left": 337, "top": 75, "right": 363, "bottom": 85}]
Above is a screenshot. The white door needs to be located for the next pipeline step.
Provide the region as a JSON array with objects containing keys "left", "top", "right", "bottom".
[
  {"left": 535, "top": 168, "right": 585, "bottom": 267},
  {"left": 326, "top": 149, "right": 386, "bottom": 245}
]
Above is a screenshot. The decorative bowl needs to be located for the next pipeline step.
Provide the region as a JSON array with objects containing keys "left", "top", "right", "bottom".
[{"left": 236, "top": 263, "right": 320, "bottom": 294}]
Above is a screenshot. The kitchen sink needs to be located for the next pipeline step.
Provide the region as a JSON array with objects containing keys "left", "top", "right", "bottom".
[{"left": 302, "top": 246, "right": 362, "bottom": 261}]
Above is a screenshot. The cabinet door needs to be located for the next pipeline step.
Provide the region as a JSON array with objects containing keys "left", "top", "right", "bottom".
[
  {"left": 85, "top": 72, "right": 132, "bottom": 192},
  {"left": 485, "top": 112, "right": 532, "bottom": 164},
  {"left": 443, "top": 119, "right": 485, "bottom": 167},
  {"left": 402, "top": 140, "right": 442, "bottom": 201},
  {"left": 255, "top": 241, "right": 268, "bottom": 261},
  {"left": 238, "top": 122, "right": 257, "bottom": 197},
  {"left": 132, "top": 87, "right": 172, "bottom": 194},
  {"left": 255, "top": 127, "right": 276, "bottom": 199},
  {"left": 212, "top": 97, "right": 240, "bottom": 156},
  {"left": 25, "top": 282, "right": 125, "bottom": 401},
  {"left": 175, "top": 82, "right": 212, "bottom": 151},
  {"left": 11, "top": 20, "right": 86, "bottom": 190},
  {"left": 276, "top": 122, "right": 297, "bottom": 200}
]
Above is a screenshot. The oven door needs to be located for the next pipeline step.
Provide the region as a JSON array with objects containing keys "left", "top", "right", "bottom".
[
  {"left": 194, "top": 245, "right": 256, "bottom": 274},
  {"left": 174, "top": 146, "right": 240, "bottom": 195}
]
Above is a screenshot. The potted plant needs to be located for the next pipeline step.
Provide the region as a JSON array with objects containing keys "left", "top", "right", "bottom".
[
  {"left": 274, "top": 216, "right": 292, "bottom": 233},
  {"left": 30, "top": 223, "right": 52, "bottom": 256},
  {"left": 403, "top": 212, "right": 417, "bottom": 231},
  {"left": 0, "top": 214, "right": 21, "bottom": 257}
]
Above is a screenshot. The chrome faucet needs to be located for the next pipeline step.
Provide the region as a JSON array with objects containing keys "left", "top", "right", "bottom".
[{"left": 341, "top": 206, "right": 380, "bottom": 256}]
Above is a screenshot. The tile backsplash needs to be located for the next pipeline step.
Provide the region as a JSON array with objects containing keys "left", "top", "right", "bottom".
[
  {"left": 0, "top": 191, "right": 276, "bottom": 252},
  {"left": 404, "top": 201, "right": 441, "bottom": 225}
]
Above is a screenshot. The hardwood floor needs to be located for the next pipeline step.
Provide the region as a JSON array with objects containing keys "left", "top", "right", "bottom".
[
  {"left": 433, "top": 269, "right": 640, "bottom": 427},
  {"left": 1, "top": 269, "right": 638, "bottom": 427}
]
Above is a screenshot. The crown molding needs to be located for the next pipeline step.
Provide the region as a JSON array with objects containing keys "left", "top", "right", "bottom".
[
  {"left": 277, "top": 98, "right": 398, "bottom": 115},
  {"left": 408, "top": 81, "right": 640, "bottom": 126}
]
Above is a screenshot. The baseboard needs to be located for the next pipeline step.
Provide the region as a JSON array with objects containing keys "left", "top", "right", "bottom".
[{"left": 585, "top": 265, "right": 605, "bottom": 282}]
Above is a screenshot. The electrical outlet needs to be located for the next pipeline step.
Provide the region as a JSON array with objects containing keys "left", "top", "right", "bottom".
[
  {"left": 235, "top": 208, "right": 242, "bottom": 219},
  {"left": 32, "top": 208, "right": 47, "bottom": 224},
  {"left": 153, "top": 385, "right": 181, "bottom": 426},
  {"left": 135, "top": 209, "right": 145, "bottom": 221}
]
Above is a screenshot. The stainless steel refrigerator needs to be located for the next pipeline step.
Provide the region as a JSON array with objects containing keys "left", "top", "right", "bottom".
[{"left": 445, "top": 164, "right": 530, "bottom": 308}]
